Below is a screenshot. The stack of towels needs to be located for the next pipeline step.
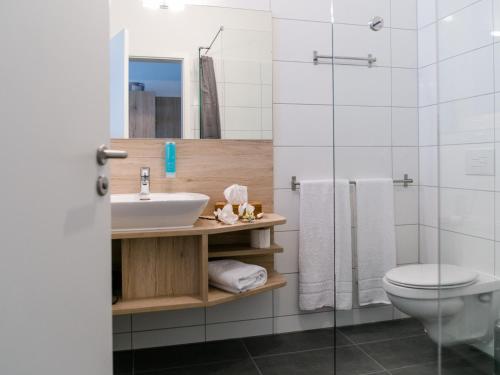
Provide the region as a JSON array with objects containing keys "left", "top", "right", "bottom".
[
  {"left": 298, "top": 178, "right": 396, "bottom": 311},
  {"left": 208, "top": 259, "right": 267, "bottom": 294}
]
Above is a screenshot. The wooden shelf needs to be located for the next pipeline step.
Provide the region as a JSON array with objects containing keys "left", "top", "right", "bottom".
[
  {"left": 112, "top": 273, "right": 287, "bottom": 315},
  {"left": 112, "top": 213, "right": 287, "bottom": 315},
  {"left": 207, "top": 272, "right": 287, "bottom": 307},
  {"left": 112, "top": 213, "right": 286, "bottom": 239},
  {"left": 208, "top": 243, "right": 283, "bottom": 258},
  {"left": 112, "top": 295, "right": 204, "bottom": 315}
]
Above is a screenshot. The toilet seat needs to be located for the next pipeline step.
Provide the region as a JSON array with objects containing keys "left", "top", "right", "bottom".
[{"left": 385, "top": 264, "right": 478, "bottom": 290}]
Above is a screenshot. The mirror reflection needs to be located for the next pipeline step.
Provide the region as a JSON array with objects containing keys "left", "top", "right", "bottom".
[{"left": 110, "top": 1, "right": 273, "bottom": 140}]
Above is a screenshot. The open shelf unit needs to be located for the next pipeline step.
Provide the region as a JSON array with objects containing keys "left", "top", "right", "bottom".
[{"left": 112, "top": 214, "right": 286, "bottom": 315}]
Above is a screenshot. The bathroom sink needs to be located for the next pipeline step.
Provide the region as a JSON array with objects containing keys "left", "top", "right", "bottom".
[{"left": 111, "top": 193, "right": 210, "bottom": 230}]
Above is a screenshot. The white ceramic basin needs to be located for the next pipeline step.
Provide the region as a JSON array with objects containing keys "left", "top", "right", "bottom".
[{"left": 111, "top": 193, "right": 210, "bottom": 230}]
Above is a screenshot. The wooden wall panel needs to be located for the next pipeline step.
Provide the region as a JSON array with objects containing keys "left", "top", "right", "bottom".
[
  {"left": 129, "top": 91, "right": 156, "bottom": 138},
  {"left": 110, "top": 139, "right": 273, "bottom": 215}
]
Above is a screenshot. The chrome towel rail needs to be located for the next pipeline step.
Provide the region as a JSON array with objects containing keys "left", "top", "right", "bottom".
[
  {"left": 291, "top": 174, "right": 414, "bottom": 191},
  {"left": 313, "top": 50, "right": 377, "bottom": 67}
]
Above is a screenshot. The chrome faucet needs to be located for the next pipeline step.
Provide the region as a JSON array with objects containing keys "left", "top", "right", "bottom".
[{"left": 139, "top": 167, "right": 151, "bottom": 200}]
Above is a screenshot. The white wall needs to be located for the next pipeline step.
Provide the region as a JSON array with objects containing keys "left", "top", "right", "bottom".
[
  {"left": 113, "top": 0, "right": 420, "bottom": 351},
  {"left": 417, "top": 0, "right": 499, "bottom": 275}
]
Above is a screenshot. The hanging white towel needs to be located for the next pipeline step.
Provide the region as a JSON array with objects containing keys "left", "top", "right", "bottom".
[
  {"left": 355, "top": 178, "right": 396, "bottom": 306},
  {"left": 299, "top": 179, "right": 352, "bottom": 311},
  {"left": 208, "top": 259, "right": 267, "bottom": 294}
]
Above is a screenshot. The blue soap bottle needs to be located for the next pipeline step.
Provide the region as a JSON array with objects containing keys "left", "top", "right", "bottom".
[{"left": 165, "top": 141, "right": 176, "bottom": 178}]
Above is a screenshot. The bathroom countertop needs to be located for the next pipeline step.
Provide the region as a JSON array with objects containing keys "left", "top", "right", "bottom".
[{"left": 112, "top": 213, "right": 286, "bottom": 239}]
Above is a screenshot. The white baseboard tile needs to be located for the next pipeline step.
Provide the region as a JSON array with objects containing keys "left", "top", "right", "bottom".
[
  {"left": 132, "top": 326, "right": 205, "bottom": 350},
  {"left": 274, "top": 312, "right": 335, "bottom": 334},
  {"left": 206, "top": 292, "right": 273, "bottom": 324},
  {"left": 335, "top": 305, "right": 394, "bottom": 327},
  {"left": 132, "top": 308, "right": 205, "bottom": 332},
  {"left": 113, "top": 315, "right": 131, "bottom": 334},
  {"left": 113, "top": 333, "right": 132, "bottom": 352},
  {"left": 206, "top": 318, "right": 273, "bottom": 341}
]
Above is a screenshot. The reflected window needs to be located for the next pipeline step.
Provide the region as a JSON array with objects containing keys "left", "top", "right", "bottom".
[{"left": 128, "top": 59, "right": 182, "bottom": 138}]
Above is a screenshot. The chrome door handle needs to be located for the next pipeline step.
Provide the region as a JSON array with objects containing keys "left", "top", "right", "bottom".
[{"left": 96, "top": 144, "right": 128, "bottom": 165}]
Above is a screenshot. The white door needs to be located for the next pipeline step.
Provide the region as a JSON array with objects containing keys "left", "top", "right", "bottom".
[
  {"left": 0, "top": 1, "right": 113, "bottom": 374},
  {"left": 110, "top": 29, "right": 129, "bottom": 138}
]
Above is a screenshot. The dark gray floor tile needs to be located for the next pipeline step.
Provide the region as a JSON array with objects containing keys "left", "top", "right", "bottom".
[
  {"left": 255, "top": 346, "right": 383, "bottom": 375},
  {"left": 113, "top": 350, "right": 133, "bottom": 375},
  {"left": 244, "top": 328, "right": 349, "bottom": 357},
  {"left": 140, "top": 359, "right": 261, "bottom": 375},
  {"left": 391, "top": 355, "right": 494, "bottom": 375},
  {"left": 359, "top": 334, "right": 438, "bottom": 370},
  {"left": 339, "top": 318, "right": 424, "bottom": 344},
  {"left": 133, "top": 340, "right": 249, "bottom": 373}
]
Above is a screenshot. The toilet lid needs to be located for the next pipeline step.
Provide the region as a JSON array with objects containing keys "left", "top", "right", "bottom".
[{"left": 385, "top": 264, "right": 478, "bottom": 289}]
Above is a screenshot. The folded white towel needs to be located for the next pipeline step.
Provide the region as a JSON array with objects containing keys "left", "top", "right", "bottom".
[
  {"left": 299, "top": 179, "right": 352, "bottom": 311},
  {"left": 208, "top": 260, "right": 267, "bottom": 294},
  {"left": 355, "top": 178, "right": 396, "bottom": 306}
]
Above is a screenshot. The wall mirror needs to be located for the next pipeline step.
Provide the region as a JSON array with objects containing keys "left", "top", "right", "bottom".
[{"left": 109, "top": 0, "right": 273, "bottom": 140}]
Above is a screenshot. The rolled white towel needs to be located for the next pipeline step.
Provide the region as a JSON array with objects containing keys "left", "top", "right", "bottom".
[{"left": 208, "top": 259, "right": 268, "bottom": 294}]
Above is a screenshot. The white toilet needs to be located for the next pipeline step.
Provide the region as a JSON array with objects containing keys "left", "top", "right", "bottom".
[{"left": 383, "top": 264, "right": 500, "bottom": 346}]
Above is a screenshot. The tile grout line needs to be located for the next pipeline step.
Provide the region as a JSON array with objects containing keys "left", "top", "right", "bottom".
[
  {"left": 241, "top": 339, "right": 264, "bottom": 375},
  {"left": 340, "top": 330, "right": 391, "bottom": 373}
]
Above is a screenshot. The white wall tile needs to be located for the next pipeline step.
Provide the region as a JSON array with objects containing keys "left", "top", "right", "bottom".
[
  {"left": 206, "top": 292, "right": 273, "bottom": 323},
  {"left": 441, "top": 144, "right": 494, "bottom": 191},
  {"left": 419, "top": 225, "right": 438, "bottom": 263},
  {"left": 440, "top": 230, "right": 495, "bottom": 274},
  {"left": 335, "top": 106, "right": 391, "bottom": 146},
  {"left": 273, "top": 104, "right": 333, "bottom": 146},
  {"left": 391, "top": 29, "right": 417, "bottom": 68},
  {"left": 419, "top": 64, "right": 438, "bottom": 106},
  {"left": 225, "top": 83, "right": 261, "bottom": 107},
  {"left": 274, "top": 311, "right": 334, "bottom": 333},
  {"left": 275, "top": 231, "right": 299, "bottom": 273},
  {"left": 440, "top": 94, "right": 494, "bottom": 145},
  {"left": 396, "top": 225, "right": 419, "bottom": 264},
  {"left": 333, "top": 0, "right": 391, "bottom": 27},
  {"left": 224, "top": 60, "right": 262, "bottom": 84},
  {"left": 418, "top": 24, "right": 437, "bottom": 67},
  {"left": 391, "top": 0, "right": 417, "bottom": 29},
  {"left": 419, "top": 105, "right": 438, "bottom": 146},
  {"left": 419, "top": 146, "right": 438, "bottom": 186},
  {"left": 438, "top": 0, "right": 483, "bottom": 19},
  {"left": 336, "top": 306, "right": 394, "bottom": 327},
  {"left": 273, "top": 273, "right": 300, "bottom": 316},
  {"left": 225, "top": 107, "right": 261, "bottom": 131},
  {"left": 274, "top": 189, "right": 300, "bottom": 231},
  {"left": 335, "top": 147, "right": 392, "bottom": 180},
  {"left": 274, "top": 147, "right": 333, "bottom": 189},
  {"left": 495, "top": 193, "right": 500, "bottom": 240},
  {"left": 334, "top": 24, "right": 391, "bottom": 67},
  {"left": 439, "top": 46, "right": 494, "bottom": 103},
  {"left": 334, "top": 66, "right": 391, "bottom": 106},
  {"left": 440, "top": 188, "right": 494, "bottom": 240},
  {"left": 271, "top": 0, "right": 333, "bottom": 22},
  {"left": 274, "top": 61, "right": 332, "bottom": 104},
  {"left": 113, "top": 315, "right": 131, "bottom": 334},
  {"left": 420, "top": 186, "right": 438, "bottom": 227},
  {"left": 392, "top": 108, "right": 418, "bottom": 146},
  {"left": 273, "top": 19, "right": 332, "bottom": 62},
  {"left": 393, "top": 147, "right": 419, "bottom": 184},
  {"left": 132, "top": 309, "right": 205, "bottom": 331},
  {"left": 394, "top": 186, "right": 419, "bottom": 225},
  {"left": 438, "top": 0, "right": 493, "bottom": 61},
  {"left": 188, "top": 0, "right": 270, "bottom": 10},
  {"left": 113, "top": 333, "right": 132, "bottom": 352},
  {"left": 132, "top": 326, "right": 205, "bottom": 349},
  {"left": 418, "top": 0, "right": 436, "bottom": 28},
  {"left": 206, "top": 319, "right": 273, "bottom": 341},
  {"left": 392, "top": 68, "right": 418, "bottom": 107}
]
